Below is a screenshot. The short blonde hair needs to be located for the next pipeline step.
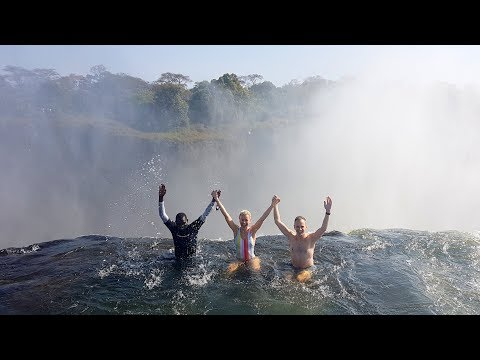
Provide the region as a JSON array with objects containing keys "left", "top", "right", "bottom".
[
  {"left": 294, "top": 216, "right": 306, "bottom": 222},
  {"left": 239, "top": 210, "right": 251, "bottom": 218}
]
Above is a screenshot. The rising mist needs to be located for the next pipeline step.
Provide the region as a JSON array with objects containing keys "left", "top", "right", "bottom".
[{"left": 1, "top": 55, "right": 480, "bottom": 249}]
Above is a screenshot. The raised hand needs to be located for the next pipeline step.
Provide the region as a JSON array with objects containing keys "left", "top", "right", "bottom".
[
  {"left": 272, "top": 195, "right": 281, "bottom": 206},
  {"left": 324, "top": 196, "right": 332, "bottom": 213},
  {"left": 159, "top": 184, "right": 167, "bottom": 201},
  {"left": 212, "top": 190, "right": 221, "bottom": 210}
]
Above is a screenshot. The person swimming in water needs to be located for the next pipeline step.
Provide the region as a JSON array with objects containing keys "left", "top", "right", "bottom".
[
  {"left": 213, "top": 191, "right": 277, "bottom": 273},
  {"left": 158, "top": 183, "right": 220, "bottom": 260},
  {"left": 272, "top": 195, "right": 332, "bottom": 283}
]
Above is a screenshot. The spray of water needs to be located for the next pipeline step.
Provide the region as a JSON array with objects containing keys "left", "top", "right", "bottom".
[{"left": 2, "top": 46, "right": 479, "bottom": 249}]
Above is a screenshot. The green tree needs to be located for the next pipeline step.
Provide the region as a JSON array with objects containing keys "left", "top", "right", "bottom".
[
  {"left": 249, "top": 81, "right": 279, "bottom": 121},
  {"left": 210, "top": 73, "right": 251, "bottom": 125},
  {"left": 2, "top": 65, "right": 60, "bottom": 116},
  {"left": 188, "top": 81, "right": 215, "bottom": 126},
  {"left": 155, "top": 72, "right": 192, "bottom": 88},
  {"left": 239, "top": 74, "right": 264, "bottom": 88},
  {"left": 152, "top": 82, "right": 190, "bottom": 131}
]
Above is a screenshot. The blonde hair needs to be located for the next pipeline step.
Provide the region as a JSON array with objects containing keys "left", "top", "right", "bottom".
[{"left": 239, "top": 210, "right": 251, "bottom": 218}]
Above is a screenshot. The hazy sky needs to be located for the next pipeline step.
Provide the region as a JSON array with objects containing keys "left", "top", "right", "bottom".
[{"left": 2, "top": 45, "right": 480, "bottom": 87}]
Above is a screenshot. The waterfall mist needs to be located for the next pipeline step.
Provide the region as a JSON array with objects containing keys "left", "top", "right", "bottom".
[
  {"left": 1, "top": 47, "right": 479, "bottom": 249},
  {"left": 106, "top": 72, "right": 480, "bottom": 243}
]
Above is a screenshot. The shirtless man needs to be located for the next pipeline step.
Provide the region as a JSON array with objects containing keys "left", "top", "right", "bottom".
[{"left": 272, "top": 195, "right": 332, "bottom": 282}]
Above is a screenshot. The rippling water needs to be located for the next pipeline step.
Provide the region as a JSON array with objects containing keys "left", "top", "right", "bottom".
[{"left": 1, "top": 229, "right": 480, "bottom": 315}]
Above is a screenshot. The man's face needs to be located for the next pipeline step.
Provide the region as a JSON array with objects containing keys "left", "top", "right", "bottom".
[
  {"left": 294, "top": 219, "right": 307, "bottom": 235},
  {"left": 175, "top": 213, "right": 188, "bottom": 227}
]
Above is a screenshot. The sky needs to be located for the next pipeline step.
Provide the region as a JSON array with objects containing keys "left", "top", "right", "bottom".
[{"left": 2, "top": 45, "right": 480, "bottom": 87}]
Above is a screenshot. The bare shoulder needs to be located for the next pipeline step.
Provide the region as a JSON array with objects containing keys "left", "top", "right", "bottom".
[
  {"left": 287, "top": 232, "right": 296, "bottom": 241},
  {"left": 307, "top": 232, "right": 321, "bottom": 242}
]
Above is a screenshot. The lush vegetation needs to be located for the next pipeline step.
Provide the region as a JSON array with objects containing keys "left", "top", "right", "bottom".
[{"left": 0, "top": 65, "right": 336, "bottom": 142}]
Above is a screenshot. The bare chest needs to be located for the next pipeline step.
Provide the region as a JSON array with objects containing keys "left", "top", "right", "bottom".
[{"left": 289, "top": 236, "right": 313, "bottom": 251}]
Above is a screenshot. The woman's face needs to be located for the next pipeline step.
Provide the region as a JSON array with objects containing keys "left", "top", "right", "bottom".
[{"left": 239, "top": 214, "right": 251, "bottom": 228}]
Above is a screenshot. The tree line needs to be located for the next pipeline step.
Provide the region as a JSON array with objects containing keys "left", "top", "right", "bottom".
[{"left": 0, "top": 65, "right": 337, "bottom": 132}]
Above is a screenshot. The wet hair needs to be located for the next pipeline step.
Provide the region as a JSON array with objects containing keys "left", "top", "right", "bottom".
[
  {"left": 175, "top": 212, "right": 188, "bottom": 225},
  {"left": 294, "top": 216, "right": 306, "bottom": 223},
  {"left": 239, "top": 210, "right": 251, "bottom": 218}
]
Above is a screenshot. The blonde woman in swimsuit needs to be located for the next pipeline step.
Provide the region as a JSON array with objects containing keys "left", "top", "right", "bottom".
[{"left": 213, "top": 192, "right": 278, "bottom": 273}]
